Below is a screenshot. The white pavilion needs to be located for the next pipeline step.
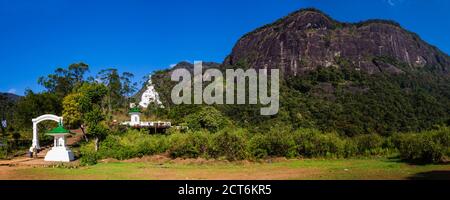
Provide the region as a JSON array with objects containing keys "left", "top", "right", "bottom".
[{"left": 43, "top": 122, "right": 75, "bottom": 162}]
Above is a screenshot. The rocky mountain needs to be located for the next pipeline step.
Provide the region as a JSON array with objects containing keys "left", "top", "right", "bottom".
[
  {"left": 224, "top": 8, "right": 450, "bottom": 76},
  {"left": 171, "top": 61, "right": 222, "bottom": 73},
  {"left": 143, "top": 8, "right": 450, "bottom": 135}
]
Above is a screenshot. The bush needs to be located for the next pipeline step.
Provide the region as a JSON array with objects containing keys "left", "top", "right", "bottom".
[
  {"left": 343, "top": 139, "right": 358, "bottom": 158},
  {"left": 167, "top": 131, "right": 211, "bottom": 158},
  {"left": 396, "top": 127, "right": 450, "bottom": 163},
  {"left": 210, "top": 129, "right": 248, "bottom": 160},
  {"left": 0, "top": 141, "right": 7, "bottom": 159},
  {"left": 78, "top": 125, "right": 450, "bottom": 165},
  {"left": 353, "top": 134, "right": 388, "bottom": 156},
  {"left": 293, "top": 129, "right": 345, "bottom": 158},
  {"left": 248, "top": 135, "right": 269, "bottom": 159},
  {"left": 98, "top": 130, "right": 168, "bottom": 160},
  {"left": 80, "top": 142, "right": 99, "bottom": 166},
  {"left": 249, "top": 130, "right": 297, "bottom": 159}
]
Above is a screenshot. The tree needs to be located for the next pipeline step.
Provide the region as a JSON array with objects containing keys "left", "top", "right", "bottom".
[
  {"left": 0, "top": 94, "right": 15, "bottom": 138},
  {"left": 97, "top": 69, "right": 123, "bottom": 115},
  {"left": 84, "top": 106, "right": 108, "bottom": 151},
  {"left": 97, "top": 69, "right": 138, "bottom": 114},
  {"left": 68, "top": 63, "right": 89, "bottom": 88},
  {"left": 62, "top": 82, "right": 108, "bottom": 147},
  {"left": 38, "top": 63, "right": 89, "bottom": 99},
  {"left": 14, "top": 90, "right": 62, "bottom": 130},
  {"left": 79, "top": 83, "right": 108, "bottom": 146},
  {"left": 62, "top": 93, "right": 83, "bottom": 129},
  {"left": 184, "top": 106, "right": 231, "bottom": 132},
  {"left": 121, "top": 72, "right": 138, "bottom": 104}
]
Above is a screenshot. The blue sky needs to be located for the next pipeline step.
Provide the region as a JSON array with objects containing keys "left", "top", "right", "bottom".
[{"left": 1, "top": 0, "right": 449, "bottom": 95}]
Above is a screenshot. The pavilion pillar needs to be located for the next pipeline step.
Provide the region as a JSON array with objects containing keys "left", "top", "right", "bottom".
[{"left": 31, "top": 122, "right": 40, "bottom": 150}]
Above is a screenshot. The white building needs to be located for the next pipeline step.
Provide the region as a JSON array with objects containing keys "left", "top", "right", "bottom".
[
  {"left": 44, "top": 123, "right": 75, "bottom": 162},
  {"left": 129, "top": 107, "right": 142, "bottom": 126},
  {"left": 139, "top": 76, "right": 164, "bottom": 108},
  {"left": 121, "top": 107, "right": 171, "bottom": 128}
]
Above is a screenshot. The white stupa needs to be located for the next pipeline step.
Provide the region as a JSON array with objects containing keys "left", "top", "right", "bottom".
[{"left": 139, "top": 76, "right": 164, "bottom": 108}]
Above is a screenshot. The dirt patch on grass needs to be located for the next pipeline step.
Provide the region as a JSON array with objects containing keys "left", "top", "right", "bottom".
[
  {"left": 120, "top": 155, "right": 289, "bottom": 166},
  {"left": 122, "top": 155, "right": 172, "bottom": 164},
  {"left": 0, "top": 166, "right": 34, "bottom": 180},
  {"left": 118, "top": 155, "right": 322, "bottom": 180},
  {"left": 135, "top": 166, "right": 322, "bottom": 180}
]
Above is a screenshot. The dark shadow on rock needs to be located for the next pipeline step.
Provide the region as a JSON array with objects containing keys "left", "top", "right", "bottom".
[{"left": 408, "top": 171, "right": 450, "bottom": 180}]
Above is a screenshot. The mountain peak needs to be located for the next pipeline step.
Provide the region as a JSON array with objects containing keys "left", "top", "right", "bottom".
[{"left": 225, "top": 8, "right": 450, "bottom": 76}]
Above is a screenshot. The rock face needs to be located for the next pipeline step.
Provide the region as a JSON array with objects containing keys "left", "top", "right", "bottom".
[
  {"left": 171, "top": 61, "right": 222, "bottom": 73},
  {"left": 224, "top": 9, "right": 450, "bottom": 76}
]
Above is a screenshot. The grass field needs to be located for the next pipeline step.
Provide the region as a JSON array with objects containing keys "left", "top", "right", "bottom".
[{"left": 1, "top": 157, "right": 449, "bottom": 180}]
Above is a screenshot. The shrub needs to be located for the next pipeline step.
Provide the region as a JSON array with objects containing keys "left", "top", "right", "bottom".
[
  {"left": 78, "top": 125, "right": 450, "bottom": 164},
  {"left": 98, "top": 130, "right": 168, "bottom": 160},
  {"left": 167, "top": 131, "right": 211, "bottom": 158},
  {"left": 248, "top": 135, "right": 269, "bottom": 159},
  {"left": 353, "top": 134, "right": 387, "bottom": 156},
  {"left": 293, "top": 129, "right": 345, "bottom": 158},
  {"left": 210, "top": 129, "right": 248, "bottom": 160},
  {"left": 80, "top": 142, "right": 99, "bottom": 166},
  {"left": 396, "top": 127, "right": 450, "bottom": 163},
  {"left": 343, "top": 139, "right": 358, "bottom": 158},
  {"left": 0, "top": 141, "right": 8, "bottom": 159},
  {"left": 249, "top": 130, "right": 297, "bottom": 159}
]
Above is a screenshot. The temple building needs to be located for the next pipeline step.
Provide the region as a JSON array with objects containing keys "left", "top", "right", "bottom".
[{"left": 121, "top": 106, "right": 171, "bottom": 132}]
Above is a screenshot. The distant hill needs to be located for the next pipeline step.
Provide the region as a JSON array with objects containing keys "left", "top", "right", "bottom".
[{"left": 0, "top": 92, "right": 21, "bottom": 102}]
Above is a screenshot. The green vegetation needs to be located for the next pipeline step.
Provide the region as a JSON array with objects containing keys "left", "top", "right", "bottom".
[
  {"left": 74, "top": 57, "right": 450, "bottom": 166},
  {"left": 221, "top": 62, "right": 449, "bottom": 136},
  {"left": 1, "top": 63, "right": 139, "bottom": 158},
  {"left": 1, "top": 58, "right": 449, "bottom": 166},
  {"left": 77, "top": 126, "right": 449, "bottom": 165},
  {"left": 394, "top": 127, "right": 450, "bottom": 163},
  {"left": 149, "top": 59, "right": 450, "bottom": 138}
]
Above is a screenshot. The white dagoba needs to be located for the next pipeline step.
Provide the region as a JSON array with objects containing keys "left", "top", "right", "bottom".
[
  {"left": 44, "top": 123, "right": 74, "bottom": 162},
  {"left": 139, "top": 75, "right": 164, "bottom": 108}
]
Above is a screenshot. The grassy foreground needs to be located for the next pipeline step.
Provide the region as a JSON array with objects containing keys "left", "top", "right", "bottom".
[{"left": 1, "top": 158, "right": 449, "bottom": 180}]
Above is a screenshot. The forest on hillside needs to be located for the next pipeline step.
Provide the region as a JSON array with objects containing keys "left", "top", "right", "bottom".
[{"left": 150, "top": 58, "right": 450, "bottom": 136}]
